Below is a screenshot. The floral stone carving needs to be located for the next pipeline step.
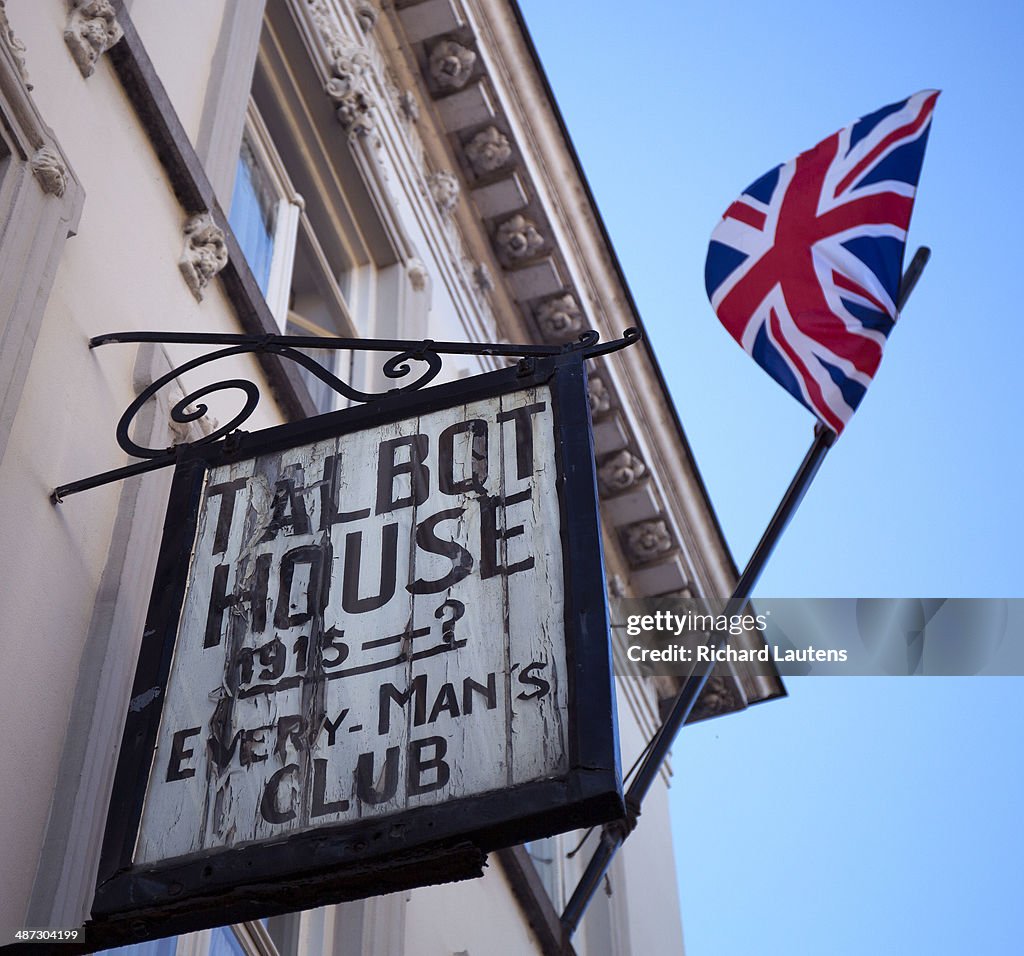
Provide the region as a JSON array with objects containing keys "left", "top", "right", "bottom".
[
  {"left": 398, "top": 90, "right": 420, "bottom": 123},
  {"left": 621, "top": 519, "right": 674, "bottom": 566},
  {"left": 64, "top": 0, "right": 122, "bottom": 78},
  {"left": 535, "top": 293, "right": 585, "bottom": 341},
  {"left": 407, "top": 259, "right": 429, "bottom": 292},
  {"left": 428, "top": 171, "right": 460, "bottom": 217},
  {"left": 428, "top": 39, "right": 476, "bottom": 90},
  {"left": 588, "top": 375, "right": 612, "bottom": 417},
  {"left": 598, "top": 450, "right": 648, "bottom": 497},
  {"left": 325, "top": 48, "right": 375, "bottom": 136},
  {"left": 464, "top": 126, "right": 512, "bottom": 175},
  {"left": 690, "top": 676, "right": 746, "bottom": 722},
  {"left": 607, "top": 574, "right": 627, "bottom": 600},
  {"left": 179, "top": 213, "right": 228, "bottom": 302},
  {"left": 494, "top": 214, "right": 544, "bottom": 263}
]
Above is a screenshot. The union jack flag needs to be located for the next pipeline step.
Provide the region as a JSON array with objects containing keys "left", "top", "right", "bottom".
[{"left": 705, "top": 91, "right": 938, "bottom": 434}]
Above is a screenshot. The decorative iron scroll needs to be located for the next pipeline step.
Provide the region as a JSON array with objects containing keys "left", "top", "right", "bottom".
[{"left": 52, "top": 328, "right": 641, "bottom": 502}]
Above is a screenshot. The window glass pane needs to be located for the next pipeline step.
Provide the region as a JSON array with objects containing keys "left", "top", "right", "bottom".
[
  {"left": 229, "top": 139, "right": 276, "bottom": 293},
  {"left": 92, "top": 938, "right": 177, "bottom": 956},
  {"left": 526, "top": 837, "right": 564, "bottom": 909},
  {"left": 208, "top": 925, "right": 247, "bottom": 956}
]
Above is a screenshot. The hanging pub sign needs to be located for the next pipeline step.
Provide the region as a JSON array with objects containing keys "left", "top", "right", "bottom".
[{"left": 88, "top": 349, "right": 623, "bottom": 944}]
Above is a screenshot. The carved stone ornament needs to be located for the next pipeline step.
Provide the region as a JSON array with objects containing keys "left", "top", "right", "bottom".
[
  {"left": 64, "top": 0, "right": 122, "bottom": 78},
  {"left": 472, "top": 262, "right": 494, "bottom": 295},
  {"left": 302, "top": 0, "right": 348, "bottom": 61},
  {"left": 407, "top": 259, "right": 429, "bottom": 292},
  {"left": 621, "top": 519, "right": 674, "bottom": 566},
  {"left": 607, "top": 573, "right": 627, "bottom": 600},
  {"left": 494, "top": 214, "right": 544, "bottom": 263},
  {"left": 398, "top": 89, "right": 420, "bottom": 123},
  {"left": 588, "top": 375, "right": 612, "bottom": 417},
  {"left": 690, "top": 675, "right": 747, "bottom": 723},
  {"left": 0, "top": 0, "right": 31, "bottom": 88},
  {"left": 428, "top": 39, "right": 476, "bottom": 91},
  {"left": 31, "top": 146, "right": 68, "bottom": 197},
  {"left": 179, "top": 213, "right": 228, "bottom": 302},
  {"left": 428, "top": 170, "right": 460, "bottom": 217},
  {"left": 535, "top": 293, "right": 585, "bottom": 341},
  {"left": 354, "top": 1, "right": 378, "bottom": 33},
  {"left": 325, "top": 48, "right": 375, "bottom": 136},
  {"left": 464, "top": 126, "right": 512, "bottom": 175},
  {"left": 598, "top": 450, "right": 648, "bottom": 497}
]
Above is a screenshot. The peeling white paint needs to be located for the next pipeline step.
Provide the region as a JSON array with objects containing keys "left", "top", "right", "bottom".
[{"left": 136, "top": 387, "right": 569, "bottom": 864}]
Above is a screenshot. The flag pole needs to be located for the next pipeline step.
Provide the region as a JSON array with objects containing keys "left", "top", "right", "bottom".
[
  {"left": 561, "top": 426, "right": 834, "bottom": 936},
  {"left": 560, "top": 247, "right": 931, "bottom": 937}
]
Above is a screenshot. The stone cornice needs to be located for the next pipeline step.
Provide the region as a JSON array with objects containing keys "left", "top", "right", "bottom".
[
  {"left": 386, "top": 0, "right": 782, "bottom": 718},
  {"left": 284, "top": 0, "right": 528, "bottom": 349},
  {"left": 390, "top": 0, "right": 737, "bottom": 604}
]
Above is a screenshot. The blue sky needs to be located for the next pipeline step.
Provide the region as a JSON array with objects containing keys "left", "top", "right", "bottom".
[{"left": 515, "top": 0, "right": 1024, "bottom": 951}]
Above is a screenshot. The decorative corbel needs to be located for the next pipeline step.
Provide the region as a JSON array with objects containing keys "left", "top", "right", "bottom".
[
  {"left": 178, "top": 213, "right": 228, "bottom": 302},
  {"left": 64, "top": 0, "right": 122, "bottom": 78},
  {"left": 31, "top": 146, "right": 68, "bottom": 197}
]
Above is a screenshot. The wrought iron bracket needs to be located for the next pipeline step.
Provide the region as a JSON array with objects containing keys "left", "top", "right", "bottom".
[{"left": 51, "top": 327, "right": 641, "bottom": 503}]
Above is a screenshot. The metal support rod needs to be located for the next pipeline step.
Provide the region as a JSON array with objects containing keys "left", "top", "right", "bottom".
[
  {"left": 50, "top": 454, "right": 178, "bottom": 504},
  {"left": 86, "top": 327, "right": 641, "bottom": 360},
  {"left": 52, "top": 328, "right": 643, "bottom": 502},
  {"left": 561, "top": 245, "right": 931, "bottom": 937},
  {"left": 897, "top": 246, "right": 930, "bottom": 312}
]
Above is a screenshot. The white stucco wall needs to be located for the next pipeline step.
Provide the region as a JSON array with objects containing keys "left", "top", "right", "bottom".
[
  {"left": 0, "top": 0, "right": 283, "bottom": 935},
  {"left": 0, "top": 2, "right": 716, "bottom": 952}
]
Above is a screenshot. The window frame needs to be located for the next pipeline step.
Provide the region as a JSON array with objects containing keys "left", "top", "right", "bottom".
[
  {"left": 231, "top": 102, "right": 303, "bottom": 330},
  {"left": 0, "top": 27, "right": 84, "bottom": 468},
  {"left": 229, "top": 93, "right": 369, "bottom": 415}
]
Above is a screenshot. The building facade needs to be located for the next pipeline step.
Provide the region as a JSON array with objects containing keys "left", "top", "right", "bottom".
[{"left": 0, "top": 2, "right": 782, "bottom": 953}]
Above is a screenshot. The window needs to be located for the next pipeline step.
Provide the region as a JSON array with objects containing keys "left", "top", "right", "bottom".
[
  {"left": 204, "top": 0, "right": 441, "bottom": 420},
  {"left": 92, "top": 918, "right": 296, "bottom": 956},
  {"left": 0, "top": 33, "right": 84, "bottom": 466},
  {"left": 236, "top": 1, "right": 439, "bottom": 414},
  {"left": 230, "top": 138, "right": 279, "bottom": 297},
  {"left": 228, "top": 104, "right": 302, "bottom": 328},
  {"left": 525, "top": 835, "right": 567, "bottom": 911},
  {"left": 228, "top": 99, "right": 361, "bottom": 413},
  {"left": 207, "top": 926, "right": 247, "bottom": 956},
  {"left": 92, "top": 937, "right": 177, "bottom": 955}
]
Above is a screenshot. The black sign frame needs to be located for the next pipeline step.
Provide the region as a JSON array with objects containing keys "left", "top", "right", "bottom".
[{"left": 87, "top": 353, "right": 622, "bottom": 947}]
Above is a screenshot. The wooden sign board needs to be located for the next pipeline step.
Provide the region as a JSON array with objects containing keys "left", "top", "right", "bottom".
[{"left": 91, "top": 355, "right": 621, "bottom": 944}]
